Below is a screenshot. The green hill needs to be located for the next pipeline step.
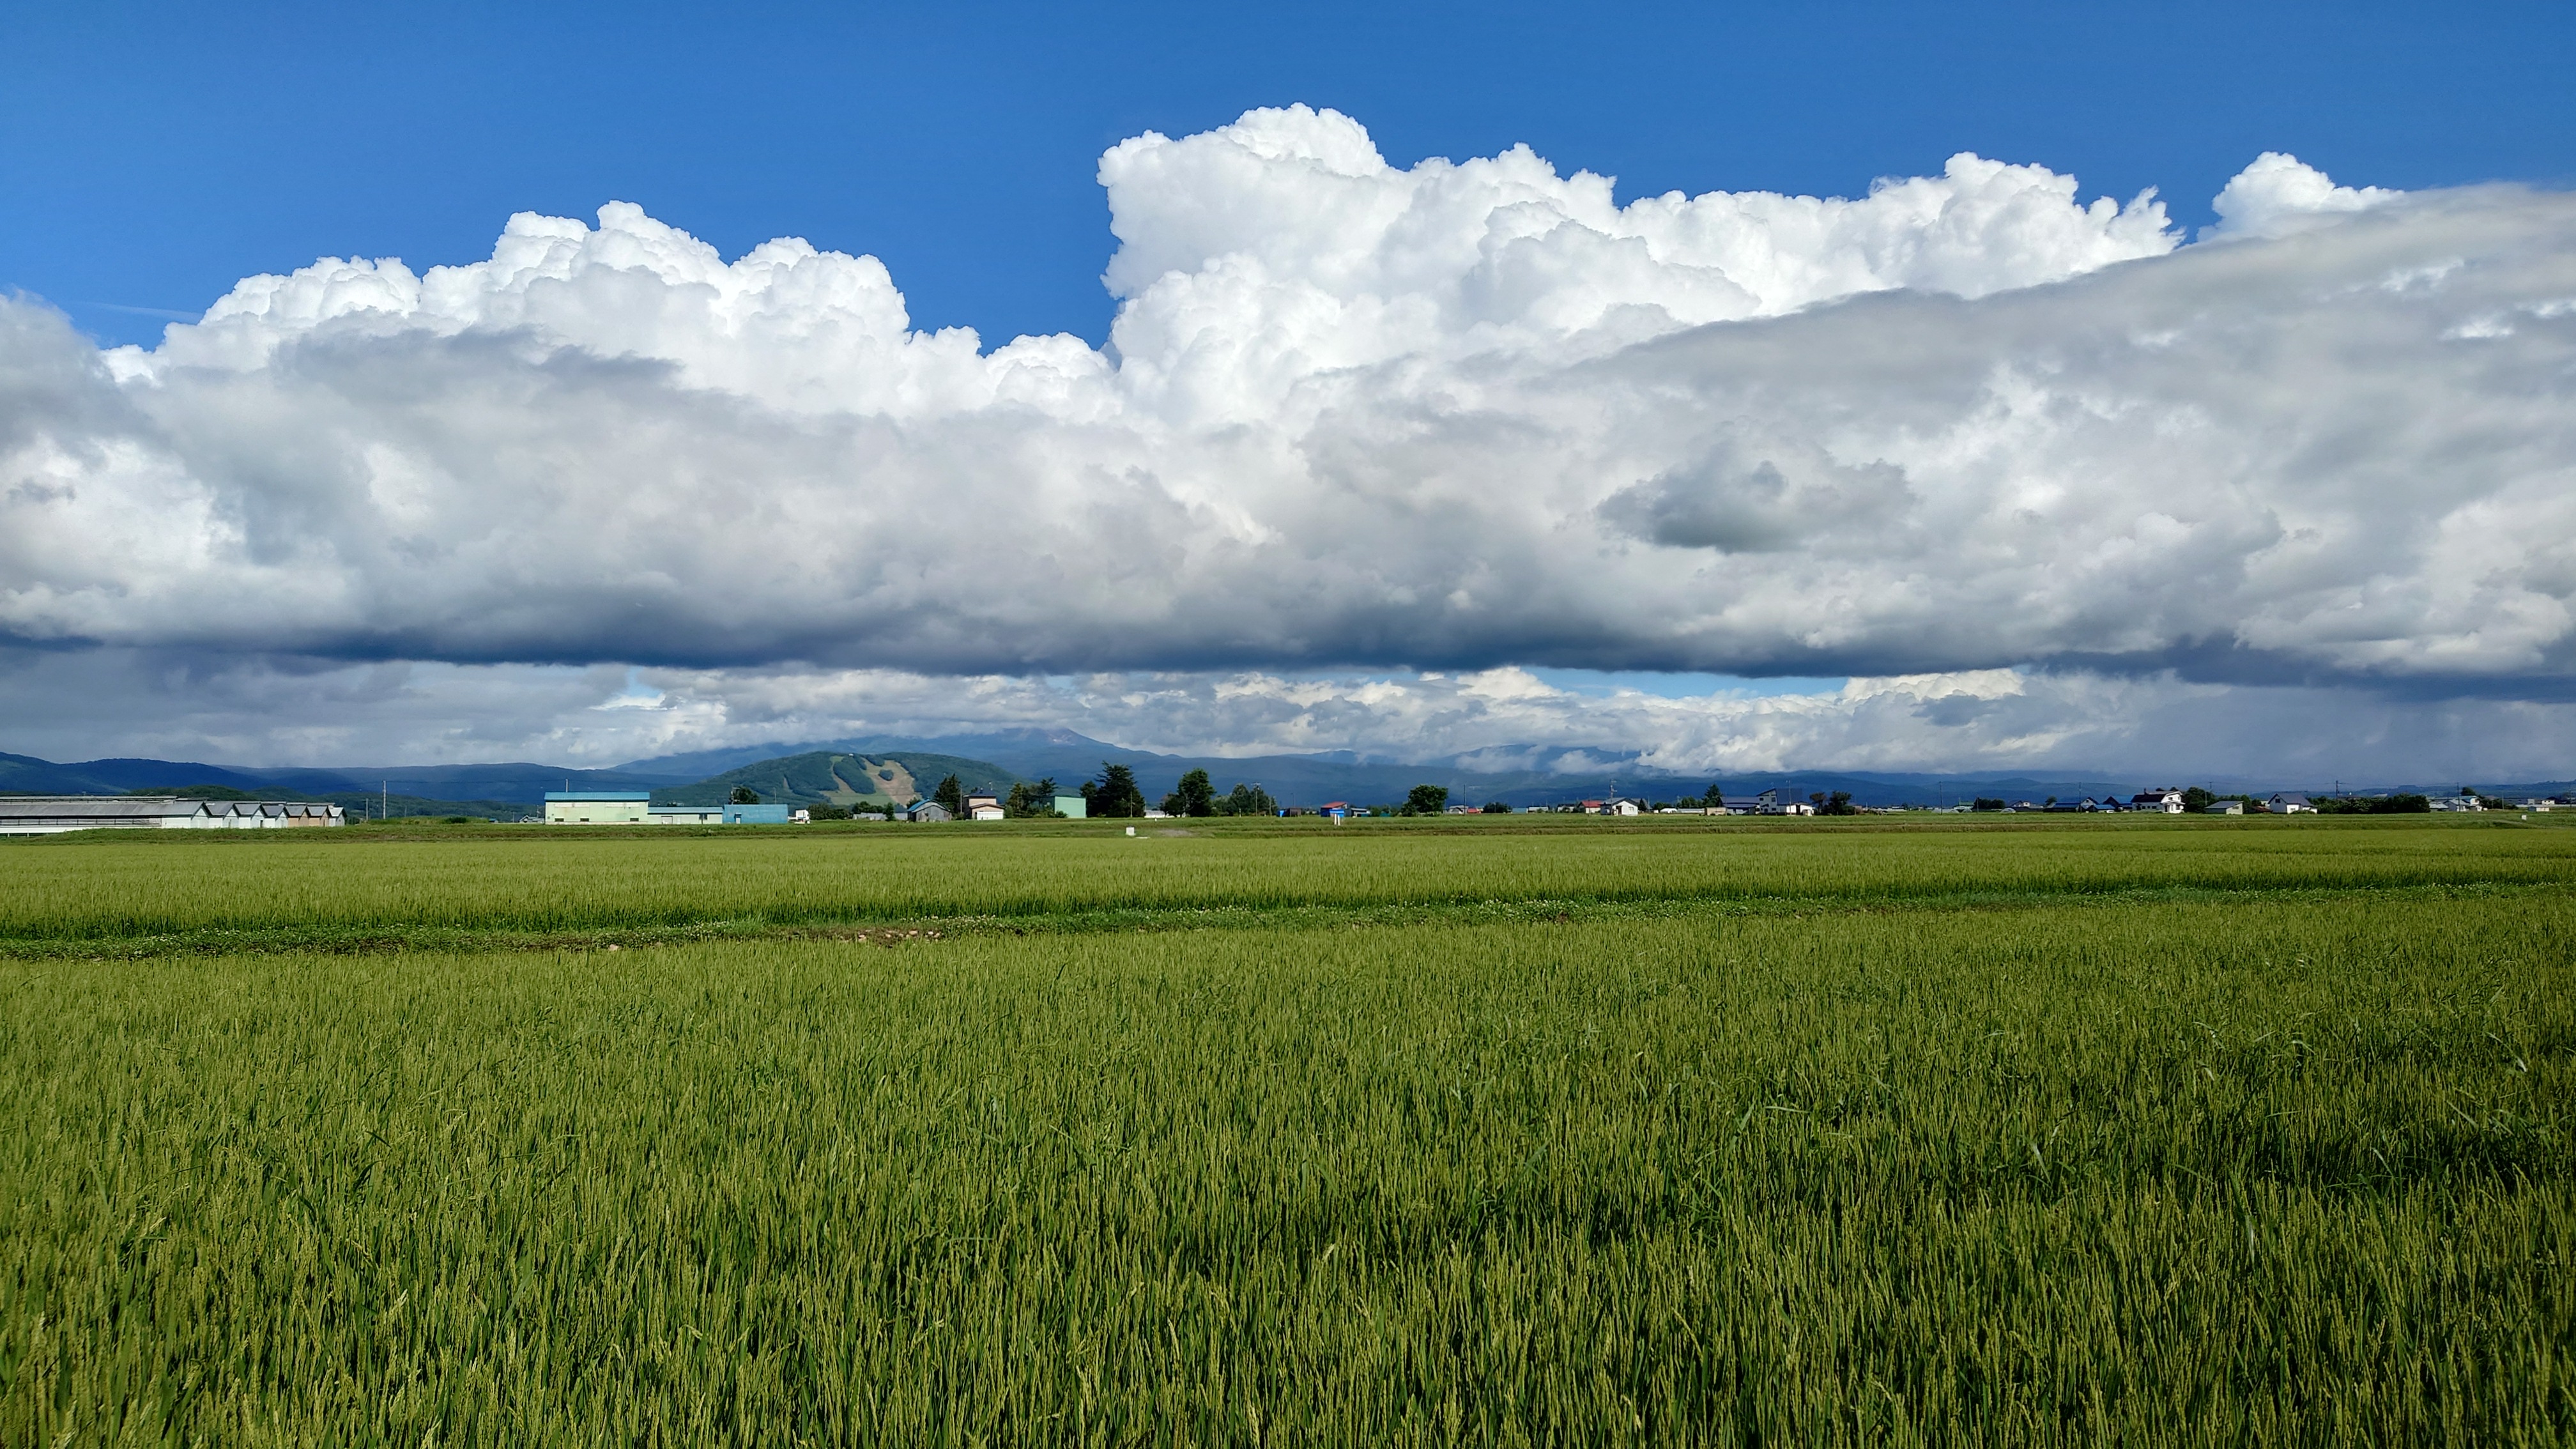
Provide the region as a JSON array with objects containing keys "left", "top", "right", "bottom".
[{"left": 652, "top": 751, "right": 1029, "bottom": 809}]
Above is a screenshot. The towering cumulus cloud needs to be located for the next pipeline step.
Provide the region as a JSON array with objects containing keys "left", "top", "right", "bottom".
[{"left": 3, "top": 106, "right": 2572, "bottom": 708}]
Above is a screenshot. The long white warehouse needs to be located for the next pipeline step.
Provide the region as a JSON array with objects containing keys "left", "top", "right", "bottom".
[{"left": 0, "top": 797, "right": 346, "bottom": 836}]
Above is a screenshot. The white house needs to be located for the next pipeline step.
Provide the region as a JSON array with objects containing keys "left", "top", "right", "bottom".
[
  {"left": 2268, "top": 792, "right": 2315, "bottom": 814},
  {"left": 963, "top": 793, "right": 1006, "bottom": 822},
  {"left": 2130, "top": 790, "right": 2186, "bottom": 814}
]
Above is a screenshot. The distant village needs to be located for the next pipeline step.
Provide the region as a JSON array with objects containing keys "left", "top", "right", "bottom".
[
  {"left": 3, "top": 774, "right": 2569, "bottom": 836},
  {"left": 1268, "top": 785, "right": 2575, "bottom": 821}
]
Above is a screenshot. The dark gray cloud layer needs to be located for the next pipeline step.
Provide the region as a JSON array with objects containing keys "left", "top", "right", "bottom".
[{"left": 5, "top": 645, "right": 2572, "bottom": 788}]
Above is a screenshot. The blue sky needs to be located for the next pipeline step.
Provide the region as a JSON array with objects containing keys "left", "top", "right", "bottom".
[
  {"left": 6, "top": 2, "right": 2576, "bottom": 778},
  {"left": 9, "top": 1, "right": 2575, "bottom": 349}
]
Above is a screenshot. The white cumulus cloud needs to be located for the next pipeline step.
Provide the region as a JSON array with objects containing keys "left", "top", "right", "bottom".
[
  {"left": 3, "top": 106, "right": 2572, "bottom": 727},
  {"left": 2206, "top": 151, "right": 2402, "bottom": 239}
]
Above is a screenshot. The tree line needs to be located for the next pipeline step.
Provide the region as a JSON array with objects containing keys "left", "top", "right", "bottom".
[{"left": 1079, "top": 765, "right": 1278, "bottom": 818}]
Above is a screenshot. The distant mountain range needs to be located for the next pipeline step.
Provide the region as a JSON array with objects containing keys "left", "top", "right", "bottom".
[
  {"left": 620, "top": 728, "right": 1752, "bottom": 808},
  {"left": 652, "top": 751, "right": 1029, "bottom": 809},
  {"left": 611, "top": 728, "right": 2569, "bottom": 810},
  {"left": 5, "top": 738, "right": 2564, "bottom": 814},
  {"left": 0, "top": 751, "right": 686, "bottom": 820}
]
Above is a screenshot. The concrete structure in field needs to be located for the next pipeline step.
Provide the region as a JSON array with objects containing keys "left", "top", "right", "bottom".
[
  {"left": 0, "top": 796, "right": 344, "bottom": 835},
  {"left": 543, "top": 792, "right": 797, "bottom": 825}
]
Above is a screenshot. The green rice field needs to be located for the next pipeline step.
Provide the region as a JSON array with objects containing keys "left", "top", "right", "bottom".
[
  {"left": 3, "top": 815, "right": 2572, "bottom": 1443},
  {"left": 5, "top": 811, "right": 2573, "bottom": 946}
]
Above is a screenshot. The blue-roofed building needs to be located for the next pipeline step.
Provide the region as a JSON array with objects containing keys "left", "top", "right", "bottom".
[
  {"left": 543, "top": 792, "right": 798, "bottom": 825},
  {"left": 544, "top": 790, "right": 652, "bottom": 824}
]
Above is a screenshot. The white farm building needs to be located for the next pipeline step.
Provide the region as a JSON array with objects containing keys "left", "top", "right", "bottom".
[
  {"left": 0, "top": 796, "right": 345, "bottom": 836},
  {"left": 542, "top": 792, "right": 794, "bottom": 825}
]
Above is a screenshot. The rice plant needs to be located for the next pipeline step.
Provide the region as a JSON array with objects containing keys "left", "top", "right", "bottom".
[
  {"left": 2, "top": 814, "right": 2570, "bottom": 943},
  {"left": 3, "top": 893, "right": 2568, "bottom": 1444}
]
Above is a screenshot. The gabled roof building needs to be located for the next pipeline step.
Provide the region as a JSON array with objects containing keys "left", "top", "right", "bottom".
[
  {"left": 544, "top": 792, "right": 797, "bottom": 824},
  {"left": 0, "top": 796, "right": 344, "bottom": 835}
]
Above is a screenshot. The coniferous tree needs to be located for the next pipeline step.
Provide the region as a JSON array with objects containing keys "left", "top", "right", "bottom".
[
  {"left": 933, "top": 774, "right": 965, "bottom": 815},
  {"left": 1166, "top": 769, "right": 1216, "bottom": 818},
  {"left": 1082, "top": 763, "right": 1146, "bottom": 818},
  {"left": 1004, "top": 777, "right": 1065, "bottom": 818}
]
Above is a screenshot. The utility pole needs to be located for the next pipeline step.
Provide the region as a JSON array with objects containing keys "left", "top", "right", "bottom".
[{"left": 383, "top": 780, "right": 388, "bottom": 822}]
